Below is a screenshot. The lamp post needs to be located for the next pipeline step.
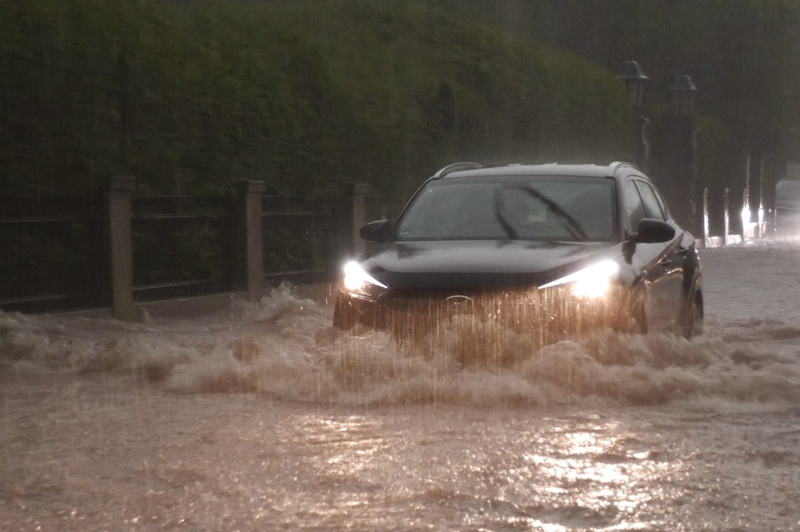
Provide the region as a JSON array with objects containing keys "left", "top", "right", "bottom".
[
  {"left": 668, "top": 74, "right": 698, "bottom": 116},
  {"left": 618, "top": 61, "right": 650, "bottom": 171},
  {"left": 621, "top": 63, "right": 700, "bottom": 235},
  {"left": 666, "top": 74, "right": 699, "bottom": 234},
  {"left": 618, "top": 60, "right": 649, "bottom": 109}
]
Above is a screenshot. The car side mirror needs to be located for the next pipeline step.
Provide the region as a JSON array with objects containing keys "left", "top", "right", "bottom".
[
  {"left": 635, "top": 218, "right": 676, "bottom": 243},
  {"left": 359, "top": 219, "right": 392, "bottom": 243}
]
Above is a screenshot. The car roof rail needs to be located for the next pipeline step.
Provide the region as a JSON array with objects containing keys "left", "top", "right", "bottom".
[
  {"left": 432, "top": 162, "right": 483, "bottom": 178},
  {"left": 606, "top": 161, "right": 639, "bottom": 177}
]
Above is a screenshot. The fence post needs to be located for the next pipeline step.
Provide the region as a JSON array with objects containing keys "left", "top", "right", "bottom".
[
  {"left": 108, "top": 176, "right": 137, "bottom": 320},
  {"left": 240, "top": 181, "right": 266, "bottom": 302},
  {"left": 702, "top": 188, "right": 709, "bottom": 247},
  {"left": 723, "top": 187, "right": 730, "bottom": 246},
  {"left": 771, "top": 205, "right": 777, "bottom": 235},
  {"left": 348, "top": 183, "right": 370, "bottom": 257},
  {"left": 741, "top": 188, "right": 750, "bottom": 241},
  {"left": 88, "top": 192, "right": 110, "bottom": 308}
]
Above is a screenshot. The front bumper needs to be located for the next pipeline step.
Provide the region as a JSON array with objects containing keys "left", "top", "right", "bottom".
[{"left": 334, "top": 285, "right": 631, "bottom": 342}]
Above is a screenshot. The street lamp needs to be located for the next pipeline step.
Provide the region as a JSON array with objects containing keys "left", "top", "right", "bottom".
[
  {"left": 619, "top": 64, "right": 700, "bottom": 235},
  {"left": 618, "top": 61, "right": 651, "bottom": 171},
  {"left": 668, "top": 74, "right": 698, "bottom": 116},
  {"left": 617, "top": 60, "right": 649, "bottom": 108},
  {"left": 664, "top": 73, "right": 699, "bottom": 234}
]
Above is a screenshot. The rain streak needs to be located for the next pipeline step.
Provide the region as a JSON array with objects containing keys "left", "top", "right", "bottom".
[{"left": 2, "top": 239, "right": 800, "bottom": 531}]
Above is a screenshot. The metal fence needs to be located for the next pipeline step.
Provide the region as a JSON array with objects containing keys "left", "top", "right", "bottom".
[
  {"left": 261, "top": 194, "right": 338, "bottom": 286},
  {"left": 0, "top": 179, "right": 376, "bottom": 316},
  {"left": 0, "top": 195, "right": 105, "bottom": 313},
  {"left": 19, "top": 182, "right": 766, "bottom": 315},
  {"left": 131, "top": 195, "right": 236, "bottom": 301}
]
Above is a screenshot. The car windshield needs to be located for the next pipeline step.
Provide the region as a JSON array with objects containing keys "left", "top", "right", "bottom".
[{"left": 394, "top": 176, "right": 616, "bottom": 242}]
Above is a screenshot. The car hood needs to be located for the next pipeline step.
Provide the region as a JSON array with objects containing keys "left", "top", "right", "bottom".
[{"left": 362, "top": 240, "right": 622, "bottom": 290}]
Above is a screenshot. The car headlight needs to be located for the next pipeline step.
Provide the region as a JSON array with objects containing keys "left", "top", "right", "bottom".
[
  {"left": 539, "top": 260, "right": 619, "bottom": 299},
  {"left": 342, "top": 261, "right": 388, "bottom": 300}
]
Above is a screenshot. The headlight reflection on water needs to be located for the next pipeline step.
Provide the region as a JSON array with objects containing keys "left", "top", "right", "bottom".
[
  {"left": 283, "top": 411, "right": 689, "bottom": 530},
  {"left": 520, "top": 426, "right": 680, "bottom": 529}
]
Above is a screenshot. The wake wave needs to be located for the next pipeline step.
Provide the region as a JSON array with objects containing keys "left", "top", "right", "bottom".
[{"left": 2, "top": 285, "right": 800, "bottom": 408}]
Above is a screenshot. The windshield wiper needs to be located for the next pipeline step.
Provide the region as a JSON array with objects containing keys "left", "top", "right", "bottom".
[
  {"left": 522, "top": 187, "right": 588, "bottom": 241},
  {"left": 493, "top": 188, "right": 518, "bottom": 240}
]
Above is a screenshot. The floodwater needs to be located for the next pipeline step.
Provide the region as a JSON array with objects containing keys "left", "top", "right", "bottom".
[{"left": 2, "top": 238, "right": 800, "bottom": 531}]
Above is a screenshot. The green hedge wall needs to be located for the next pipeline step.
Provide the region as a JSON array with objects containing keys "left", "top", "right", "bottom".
[{"left": 0, "top": 0, "right": 634, "bottom": 199}]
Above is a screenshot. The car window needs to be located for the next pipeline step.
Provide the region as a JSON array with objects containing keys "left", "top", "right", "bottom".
[
  {"left": 394, "top": 176, "right": 616, "bottom": 241},
  {"left": 635, "top": 181, "right": 666, "bottom": 221},
  {"left": 395, "top": 182, "right": 504, "bottom": 240},
  {"left": 554, "top": 182, "right": 615, "bottom": 240},
  {"left": 623, "top": 180, "right": 647, "bottom": 232},
  {"left": 652, "top": 186, "right": 670, "bottom": 219}
]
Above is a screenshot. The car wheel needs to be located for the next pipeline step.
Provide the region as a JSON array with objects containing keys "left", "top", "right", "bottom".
[
  {"left": 332, "top": 297, "right": 356, "bottom": 330},
  {"left": 683, "top": 293, "right": 703, "bottom": 339}
]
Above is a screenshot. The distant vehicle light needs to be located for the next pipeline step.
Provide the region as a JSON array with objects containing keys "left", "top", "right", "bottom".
[{"left": 539, "top": 260, "right": 620, "bottom": 299}]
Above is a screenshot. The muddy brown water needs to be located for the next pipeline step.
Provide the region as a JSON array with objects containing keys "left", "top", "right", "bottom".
[{"left": 2, "top": 239, "right": 800, "bottom": 531}]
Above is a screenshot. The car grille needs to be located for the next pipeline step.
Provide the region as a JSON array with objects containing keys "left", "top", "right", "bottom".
[{"left": 379, "top": 286, "right": 626, "bottom": 341}]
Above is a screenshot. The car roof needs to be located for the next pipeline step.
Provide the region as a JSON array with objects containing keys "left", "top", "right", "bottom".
[{"left": 434, "top": 162, "right": 640, "bottom": 180}]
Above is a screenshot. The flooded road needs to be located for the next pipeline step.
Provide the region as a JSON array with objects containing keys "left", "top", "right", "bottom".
[{"left": 2, "top": 238, "right": 800, "bottom": 531}]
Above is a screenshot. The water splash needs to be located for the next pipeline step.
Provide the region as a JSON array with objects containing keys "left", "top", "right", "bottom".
[{"left": 2, "top": 285, "right": 800, "bottom": 408}]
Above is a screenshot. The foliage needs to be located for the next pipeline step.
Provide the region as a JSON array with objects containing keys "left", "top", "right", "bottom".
[
  {"left": 0, "top": 0, "right": 633, "bottom": 200},
  {"left": 425, "top": 0, "right": 800, "bottom": 189}
]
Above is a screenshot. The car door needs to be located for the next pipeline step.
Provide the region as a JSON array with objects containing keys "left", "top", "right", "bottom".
[
  {"left": 634, "top": 180, "right": 686, "bottom": 331},
  {"left": 623, "top": 179, "right": 682, "bottom": 332}
]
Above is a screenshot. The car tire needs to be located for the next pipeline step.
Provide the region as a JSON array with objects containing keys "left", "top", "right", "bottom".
[{"left": 683, "top": 293, "right": 703, "bottom": 339}]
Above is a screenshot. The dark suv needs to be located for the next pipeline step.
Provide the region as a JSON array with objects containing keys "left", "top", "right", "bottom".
[{"left": 333, "top": 162, "right": 703, "bottom": 343}]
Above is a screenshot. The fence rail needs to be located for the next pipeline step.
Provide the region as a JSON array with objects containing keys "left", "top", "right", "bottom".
[
  {"left": 260, "top": 194, "right": 337, "bottom": 287},
  {"left": 4, "top": 179, "right": 785, "bottom": 316},
  {"left": 0, "top": 179, "right": 374, "bottom": 318},
  {"left": 0, "top": 195, "right": 104, "bottom": 312},
  {"left": 131, "top": 195, "right": 235, "bottom": 302}
]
